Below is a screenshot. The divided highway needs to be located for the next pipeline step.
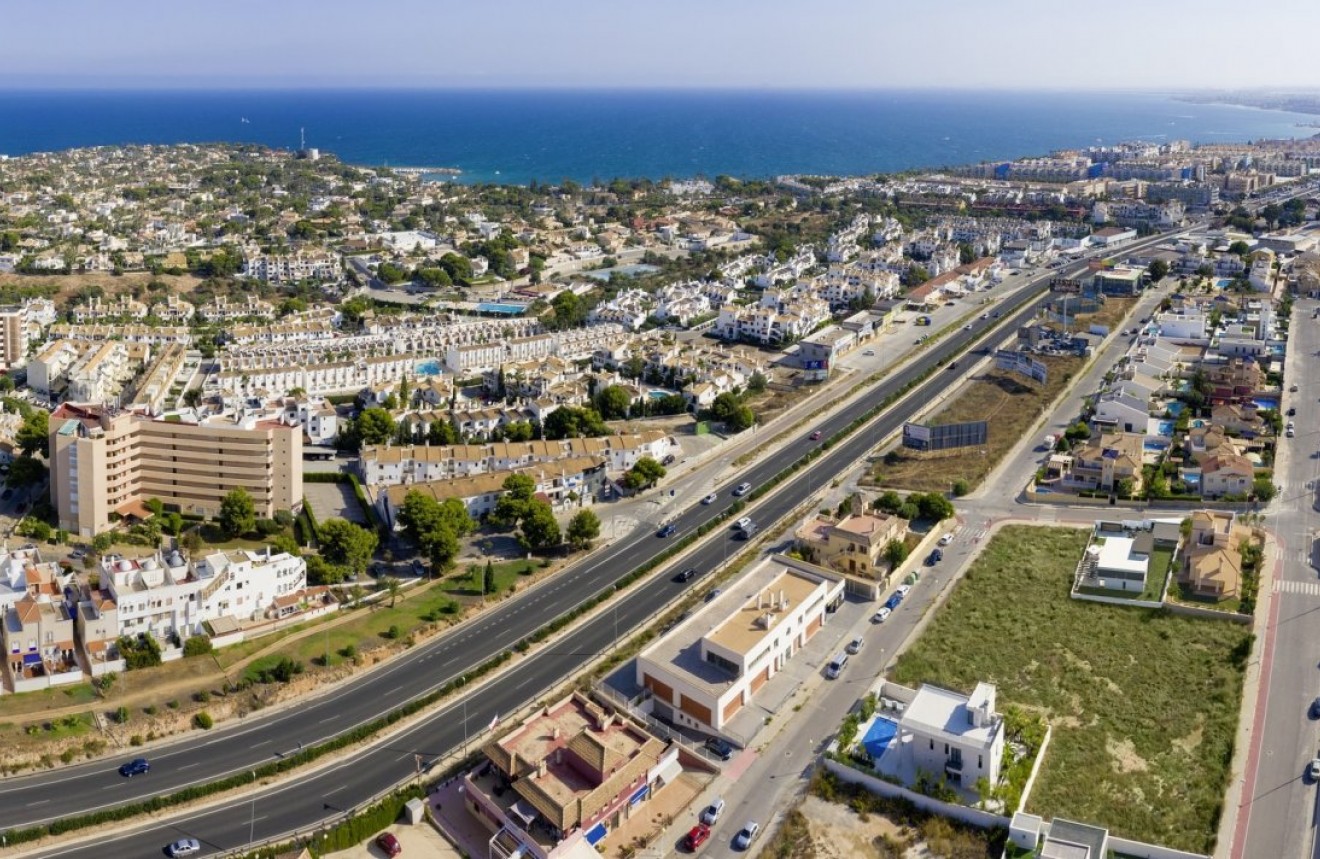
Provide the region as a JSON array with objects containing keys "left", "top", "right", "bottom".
[{"left": 12, "top": 232, "right": 1183, "bottom": 858}]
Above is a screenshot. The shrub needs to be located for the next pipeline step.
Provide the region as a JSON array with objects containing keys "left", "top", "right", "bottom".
[
  {"left": 182, "top": 635, "right": 213, "bottom": 658},
  {"left": 130, "top": 735, "right": 144, "bottom": 747},
  {"left": 114, "top": 706, "right": 130, "bottom": 725},
  {"left": 193, "top": 712, "right": 213, "bottom": 730}
]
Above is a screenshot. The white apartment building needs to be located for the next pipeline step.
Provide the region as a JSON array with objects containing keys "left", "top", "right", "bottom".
[
  {"left": 104, "top": 548, "right": 306, "bottom": 645},
  {"left": 242, "top": 251, "right": 341, "bottom": 283},
  {"left": 66, "top": 341, "right": 133, "bottom": 403},
  {"left": 882, "top": 682, "right": 1005, "bottom": 790},
  {"left": 28, "top": 339, "right": 91, "bottom": 396}
]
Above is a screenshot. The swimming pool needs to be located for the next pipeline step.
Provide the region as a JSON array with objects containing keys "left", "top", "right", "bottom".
[
  {"left": 1215, "top": 278, "right": 1233, "bottom": 289},
  {"left": 1254, "top": 397, "right": 1280, "bottom": 411},
  {"left": 582, "top": 263, "right": 661, "bottom": 282},
  {"left": 1156, "top": 420, "right": 1174, "bottom": 436},
  {"left": 1144, "top": 440, "right": 1167, "bottom": 453},
  {"left": 415, "top": 360, "right": 442, "bottom": 376},
  {"left": 1165, "top": 402, "right": 1185, "bottom": 416},
  {"left": 1182, "top": 472, "right": 1202, "bottom": 489},
  {"left": 862, "top": 716, "right": 900, "bottom": 759},
  {"left": 647, "top": 391, "right": 669, "bottom": 400},
  {"left": 476, "top": 302, "right": 527, "bottom": 315}
]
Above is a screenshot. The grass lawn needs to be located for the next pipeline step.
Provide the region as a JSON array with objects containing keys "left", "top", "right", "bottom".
[
  {"left": 871, "top": 355, "right": 1083, "bottom": 492},
  {"left": 890, "top": 525, "right": 1250, "bottom": 853},
  {"left": 194, "top": 523, "right": 271, "bottom": 552},
  {"left": 1076, "top": 546, "right": 1173, "bottom": 603},
  {"left": 1169, "top": 583, "right": 1243, "bottom": 616},
  {"left": 446, "top": 558, "right": 542, "bottom": 601}
]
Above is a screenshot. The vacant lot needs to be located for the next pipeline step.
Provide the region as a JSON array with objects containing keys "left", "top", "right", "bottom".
[
  {"left": 0, "top": 271, "right": 206, "bottom": 304},
  {"left": 870, "top": 354, "right": 1082, "bottom": 492},
  {"left": 891, "top": 525, "right": 1249, "bottom": 854}
]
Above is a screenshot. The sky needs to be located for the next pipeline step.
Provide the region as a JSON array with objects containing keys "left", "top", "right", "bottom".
[{"left": 4, "top": 0, "right": 1320, "bottom": 91}]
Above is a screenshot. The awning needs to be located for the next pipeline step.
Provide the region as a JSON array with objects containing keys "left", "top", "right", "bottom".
[
  {"left": 628, "top": 784, "right": 649, "bottom": 806},
  {"left": 509, "top": 800, "right": 537, "bottom": 828},
  {"left": 585, "top": 822, "right": 607, "bottom": 846},
  {"left": 22, "top": 653, "right": 42, "bottom": 666}
]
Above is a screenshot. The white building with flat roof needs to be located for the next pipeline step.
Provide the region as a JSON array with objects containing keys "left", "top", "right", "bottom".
[
  {"left": 888, "top": 682, "right": 1005, "bottom": 789},
  {"left": 635, "top": 555, "right": 845, "bottom": 736}
]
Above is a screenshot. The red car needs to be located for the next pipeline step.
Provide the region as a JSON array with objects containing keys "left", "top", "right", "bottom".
[
  {"left": 684, "top": 823, "right": 712, "bottom": 850},
  {"left": 376, "top": 832, "right": 402, "bottom": 856}
]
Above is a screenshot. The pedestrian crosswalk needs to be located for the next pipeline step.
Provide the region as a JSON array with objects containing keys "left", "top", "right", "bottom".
[{"left": 1275, "top": 579, "right": 1320, "bottom": 597}]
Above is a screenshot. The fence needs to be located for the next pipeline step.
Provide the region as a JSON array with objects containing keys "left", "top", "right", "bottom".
[{"left": 822, "top": 757, "right": 1009, "bottom": 830}]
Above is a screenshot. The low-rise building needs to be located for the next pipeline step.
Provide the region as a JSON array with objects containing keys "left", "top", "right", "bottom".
[
  {"left": 880, "top": 681, "right": 1005, "bottom": 790},
  {"left": 795, "top": 512, "right": 906, "bottom": 580},
  {"left": 636, "top": 555, "right": 845, "bottom": 734},
  {"left": 1179, "top": 510, "right": 1243, "bottom": 601}
]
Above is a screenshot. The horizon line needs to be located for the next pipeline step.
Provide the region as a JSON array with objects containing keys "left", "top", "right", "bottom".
[{"left": 0, "top": 83, "right": 1306, "bottom": 95}]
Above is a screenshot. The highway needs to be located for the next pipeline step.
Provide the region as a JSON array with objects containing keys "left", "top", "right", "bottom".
[{"left": 8, "top": 230, "right": 1187, "bottom": 858}]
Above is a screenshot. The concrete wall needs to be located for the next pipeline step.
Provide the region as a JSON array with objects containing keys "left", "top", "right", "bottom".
[
  {"left": 1106, "top": 835, "right": 1210, "bottom": 859},
  {"left": 823, "top": 756, "right": 1008, "bottom": 830}
]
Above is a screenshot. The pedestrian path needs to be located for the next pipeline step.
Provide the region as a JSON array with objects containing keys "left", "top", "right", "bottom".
[{"left": 1273, "top": 578, "right": 1320, "bottom": 597}]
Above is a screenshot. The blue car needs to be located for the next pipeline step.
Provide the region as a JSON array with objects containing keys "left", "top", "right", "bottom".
[
  {"left": 118, "top": 757, "right": 150, "bottom": 777},
  {"left": 884, "top": 594, "right": 902, "bottom": 611},
  {"left": 657, "top": 523, "right": 678, "bottom": 538}
]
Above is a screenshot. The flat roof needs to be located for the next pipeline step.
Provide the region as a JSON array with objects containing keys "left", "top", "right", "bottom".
[
  {"left": 707, "top": 569, "right": 824, "bottom": 657},
  {"left": 1040, "top": 818, "right": 1109, "bottom": 859},
  {"left": 1095, "top": 536, "right": 1148, "bottom": 576},
  {"left": 900, "top": 684, "right": 1000, "bottom": 750}
]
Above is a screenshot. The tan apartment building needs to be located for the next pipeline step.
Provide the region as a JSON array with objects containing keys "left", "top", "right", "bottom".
[
  {"left": 0, "top": 306, "right": 28, "bottom": 370},
  {"left": 49, "top": 404, "right": 302, "bottom": 537}
]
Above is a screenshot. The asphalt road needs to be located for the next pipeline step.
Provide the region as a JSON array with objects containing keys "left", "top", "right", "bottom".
[
  {"left": 1239, "top": 295, "right": 1320, "bottom": 859},
  {"left": 12, "top": 231, "right": 1187, "bottom": 858}
]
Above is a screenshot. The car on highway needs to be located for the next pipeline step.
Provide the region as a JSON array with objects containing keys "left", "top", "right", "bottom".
[
  {"left": 118, "top": 757, "right": 150, "bottom": 777},
  {"left": 685, "top": 823, "right": 712, "bottom": 850},
  {"left": 872, "top": 606, "right": 892, "bottom": 623},
  {"left": 732, "top": 482, "right": 752, "bottom": 497},
  {"left": 376, "top": 832, "right": 403, "bottom": 856},
  {"left": 734, "top": 516, "right": 753, "bottom": 531},
  {"left": 673, "top": 568, "right": 699, "bottom": 583},
  {"left": 980, "top": 313, "right": 989, "bottom": 319},
  {"left": 733, "top": 522, "right": 758, "bottom": 540},
  {"left": 657, "top": 523, "right": 678, "bottom": 538},
  {"left": 809, "top": 430, "right": 822, "bottom": 440},
  {"left": 701, "top": 492, "right": 718, "bottom": 505},
  {"left": 165, "top": 839, "right": 201, "bottom": 858},
  {"left": 733, "top": 821, "right": 760, "bottom": 850},
  {"left": 846, "top": 635, "right": 864, "bottom": 654},
  {"left": 700, "top": 797, "right": 727, "bottom": 824},
  {"left": 963, "top": 324, "right": 973, "bottom": 330},
  {"left": 947, "top": 361, "right": 959, "bottom": 370},
  {"left": 993, "top": 311, "right": 1001, "bottom": 318},
  {"left": 705, "top": 737, "right": 735, "bottom": 761}
]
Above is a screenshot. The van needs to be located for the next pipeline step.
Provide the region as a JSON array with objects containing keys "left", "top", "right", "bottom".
[
  {"left": 734, "top": 522, "right": 758, "bottom": 540},
  {"left": 826, "top": 652, "right": 848, "bottom": 679}
]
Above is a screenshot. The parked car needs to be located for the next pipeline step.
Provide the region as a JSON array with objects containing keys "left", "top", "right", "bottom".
[
  {"left": 1291, "top": 383, "right": 1300, "bottom": 392},
  {"left": 872, "top": 606, "right": 892, "bottom": 623},
  {"left": 118, "top": 757, "right": 150, "bottom": 777},
  {"left": 1288, "top": 407, "right": 1297, "bottom": 417},
  {"left": 733, "top": 822, "right": 760, "bottom": 850},
  {"left": 662, "top": 454, "right": 677, "bottom": 466},
  {"left": 884, "top": 593, "right": 903, "bottom": 611},
  {"left": 684, "top": 823, "right": 712, "bottom": 850},
  {"left": 863, "top": 349, "right": 875, "bottom": 356},
  {"left": 705, "top": 737, "right": 735, "bottom": 761},
  {"left": 704, "top": 589, "right": 722, "bottom": 603},
  {"left": 376, "top": 832, "right": 402, "bottom": 856},
  {"left": 165, "top": 839, "right": 201, "bottom": 858},
  {"left": 673, "top": 568, "right": 698, "bottom": 583},
  {"left": 732, "top": 482, "right": 752, "bottom": 497},
  {"left": 700, "top": 797, "right": 727, "bottom": 824},
  {"left": 701, "top": 493, "right": 718, "bottom": 505},
  {"left": 1310, "top": 758, "right": 1320, "bottom": 783},
  {"left": 1287, "top": 427, "right": 1296, "bottom": 438},
  {"left": 926, "top": 548, "right": 943, "bottom": 566},
  {"left": 657, "top": 524, "right": 678, "bottom": 538},
  {"left": 1310, "top": 695, "right": 1320, "bottom": 718},
  {"left": 895, "top": 584, "right": 911, "bottom": 599},
  {"left": 846, "top": 635, "right": 864, "bottom": 654}
]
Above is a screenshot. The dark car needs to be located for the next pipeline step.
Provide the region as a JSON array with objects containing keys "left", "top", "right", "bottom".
[
  {"left": 657, "top": 524, "right": 678, "bottom": 538},
  {"left": 926, "top": 548, "right": 943, "bottom": 566},
  {"left": 704, "top": 588, "right": 722, "bottom": 603},
  {"left": 948, "top": 361, "right": 959, "bottom": 370},
  {"left": 662, "top": 454, "right": 677, "bottom": 466},
  {"left": 705, "top": 737, "right": 735, "bottom": 761},
  {"left": 118, "top": 757, "right": 150, "bottom": 777},
  {"left": 376, "top": 832, "right": 402, "bottom": 856},
  {"left": 809, "top": 430, "right": 822, "bottom": 440},
  {"left": 884, "top": 593, "right": 903, "bottom": 611},
  {"left": 673, "top": 567, "right": 699, "bottom": 583},
  {"left": 1311, "top": 696, "right": 1320, "bottom": 719},
  {"left": 1288, "top": 407, "right": 1297, "bottom": 417}
]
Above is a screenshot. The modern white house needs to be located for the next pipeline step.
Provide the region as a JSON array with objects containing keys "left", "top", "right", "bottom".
[
  {"left": 1090, "top": 535, "right": 1151, "bottom": 593},
  {"left": 885, "top": 682, "right": 1005, "bottom": 789}
]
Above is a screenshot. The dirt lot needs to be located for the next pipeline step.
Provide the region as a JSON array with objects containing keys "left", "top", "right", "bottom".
[
  {"left": 0, "top": 271, "right": 206, "bottom": 304},
  {"left": 867, "top": 354, "right": 1082, "bottom": 493},
  {"left": 767, "top": 794, "right": 1001, "bottom": 859}
]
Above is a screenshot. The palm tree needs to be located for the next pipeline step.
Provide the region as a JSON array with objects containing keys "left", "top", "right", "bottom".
[{"left": 383, "top": 576, "right": 402, "bottom": 608}]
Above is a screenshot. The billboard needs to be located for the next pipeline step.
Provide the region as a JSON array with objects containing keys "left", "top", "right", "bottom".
[
  {"left": 902, "top": 420, "right": 988, "bottom": 452},
  {"left": 994, "top": 350, "right": 1048, "bottom": 385}
]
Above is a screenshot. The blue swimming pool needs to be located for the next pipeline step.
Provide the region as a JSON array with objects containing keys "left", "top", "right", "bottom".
[
  {"left": 647, "top": 391, "right": 669, "bottom": 400},
  {"left": 1156, "top": 420, "right": 1174, "bottom": 436},
  {"left": 415, "top": 360, "right": 442, "bottom": 376},
  {"left": 476, "top": 302, "right": 527, "bottom": 315},
  {"left": 1183, "top": 472, "right": 1202, "bottom": 489},
  {"left": 1254, "top": 397, "right": 1280, "bottom": 411},
  {"left": 1166, "top": 402, "right": 1185, "bottom": 416},
  {"left": 1215, "top": 278, "right": 1233, "bottom": 289},
  {"left": 862, "top": 716, "right": 899, "bottom": 759},
  {"left": 1144, "top": 440, "right": 1166, "bottom": 453}
]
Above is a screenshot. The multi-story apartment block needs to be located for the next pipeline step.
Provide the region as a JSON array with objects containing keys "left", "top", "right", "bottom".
[
  {"left": 49, "top": 403, "right": 303, "bottom": 537},
  {"left": 242, "top": 251, "right": 341, "bottom": 283},
  {"left": 28, "top": 339, "right": 91, "bottom": 397},
  {"left": 0, "top": 306, "right": 29, "bottom": 370},
  {"left": 66, "top": 340, "right": 134, "bottom": 403}
]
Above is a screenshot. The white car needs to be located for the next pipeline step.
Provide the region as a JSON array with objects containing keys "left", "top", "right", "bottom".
[
  {"left": 732, "top": 482, "right": 752, "bottom": 497},
  {"left": 733, "top": 822, "right": 760, "bottom": 850},
  {"left": 895, "top": 584, "right": 912, "bottom": 599},
  {"left": 872, "top": 607, "right": 892, "bottom": 623},
  {"left": 734, "top": 516, "right": 753, "bottom": 531},
  {"left": 166, "top": 839, "right": 202, "bottom": 858},
  {"left": 846, "top": 636, "right": 864, "bottom": 654},
  {"left": 701, "top": 493, "right": 718, "bottom": 505},
  {"left": 938, "top": 533, "right": 955, "bottom": 546}
]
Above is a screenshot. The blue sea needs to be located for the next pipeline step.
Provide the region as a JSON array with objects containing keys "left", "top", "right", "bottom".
[{"left": 0, "top": 89, "right": 1315, "bottom": 186}]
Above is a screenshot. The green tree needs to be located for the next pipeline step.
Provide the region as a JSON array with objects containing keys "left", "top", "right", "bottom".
[
  {"left": 7, "top": 455, "right": 47, "bottom": 488},
  {"left": 182, "top": 388, "right": 203, "bottom": 409},
  {"left": 550, "top": 291, "right": 586, "bottom": 328},
  {"left": 593, "top": 385, "right": 632, "bottom": 420},
  {"left": 914, "top": 492, "right": 955, "bottom": 522},
  {"left": 219, "top": 487, "right": 257, "bottom": 537},
  {"left": 377, "top": 262, "right": 409, "bottom": 284},
  {"left": 305, "top": 554, "right": 344, "bottom": 586},
  {"left": 317, "top": 518, "right": 378, "bottom": 577},
  {"left": 567, "top": 509, "right": 601, "bottom": 551},
  {"left": 482, "top": 560, "right": 496, "bottom": 597},
  {"left": 383, "top": 576, "right": 403, "bottom": 608},
  {"left": 416, "top": 267, "right": 452, "bottom": 288},
  {"left": 746, "top": 372, "right": 768, "bottom": 394},
  {"left": 519, "top": 500, "right": 561, "bottom": 551},
  {"left": 872, "top": 491, "right": 903, "bottom": 514},
  {"left": 15, "top": 409, "right": 49, "bottom": 458},
  {"left": 355, "top": 408, "right": 395, "bottom": 447},
  {"left": 1147, "top": 259, "right": 1170, "bottom": 282},
  {"left": 1228, "top": 240, "right": 1251, "bottom": 258},
  {"left": 542, "top": 405, "right": 607, "bottom": 440},
  {"left": 882, "top": 539, "right": 908, "bottom": 569},
  {"left": 1253, "top": 477, "right": 1276, "bottom": 502}
]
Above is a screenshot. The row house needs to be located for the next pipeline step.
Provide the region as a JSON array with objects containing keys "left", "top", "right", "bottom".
[
  {"left": 28, "top": 338, "right": 92, "bottom": 396},
  {"left": 46, "top": 323, "right": 193, "bottom": 346},
  {"left": 104, "top": 548, "right": 307, "bottom": 646},
  {"left": 359, "top": 430, "right": 677, "bottom": 485},
  {"left": 4, "top": 594, "right": 78, "bottom": 692},
  {"left": 66, "top": 340, "right": 136, "bottom": 404},
  {"left": 197, "top": 295, "right": 276, "bottom": 322},
  {"left": 228, "top": 319, "right": 336, "bottom": 345},
  {"left": 72, "top": 294, "right": 149, "bottom": 324},
  {"left": 279, "top": 396, "right": 340, "bottom": 446},
  {"left": 151, "top": 293, "right": 196, "bottom": 324}
]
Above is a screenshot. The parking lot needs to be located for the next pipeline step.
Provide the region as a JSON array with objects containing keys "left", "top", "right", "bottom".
[{"left": 304, "top": 480, "right": 369, "bottom": 526}]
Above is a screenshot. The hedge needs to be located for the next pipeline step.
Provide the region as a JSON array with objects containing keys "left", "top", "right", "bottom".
[{"left": 303, "top": 472, "right": 349, "bottom": 484}]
